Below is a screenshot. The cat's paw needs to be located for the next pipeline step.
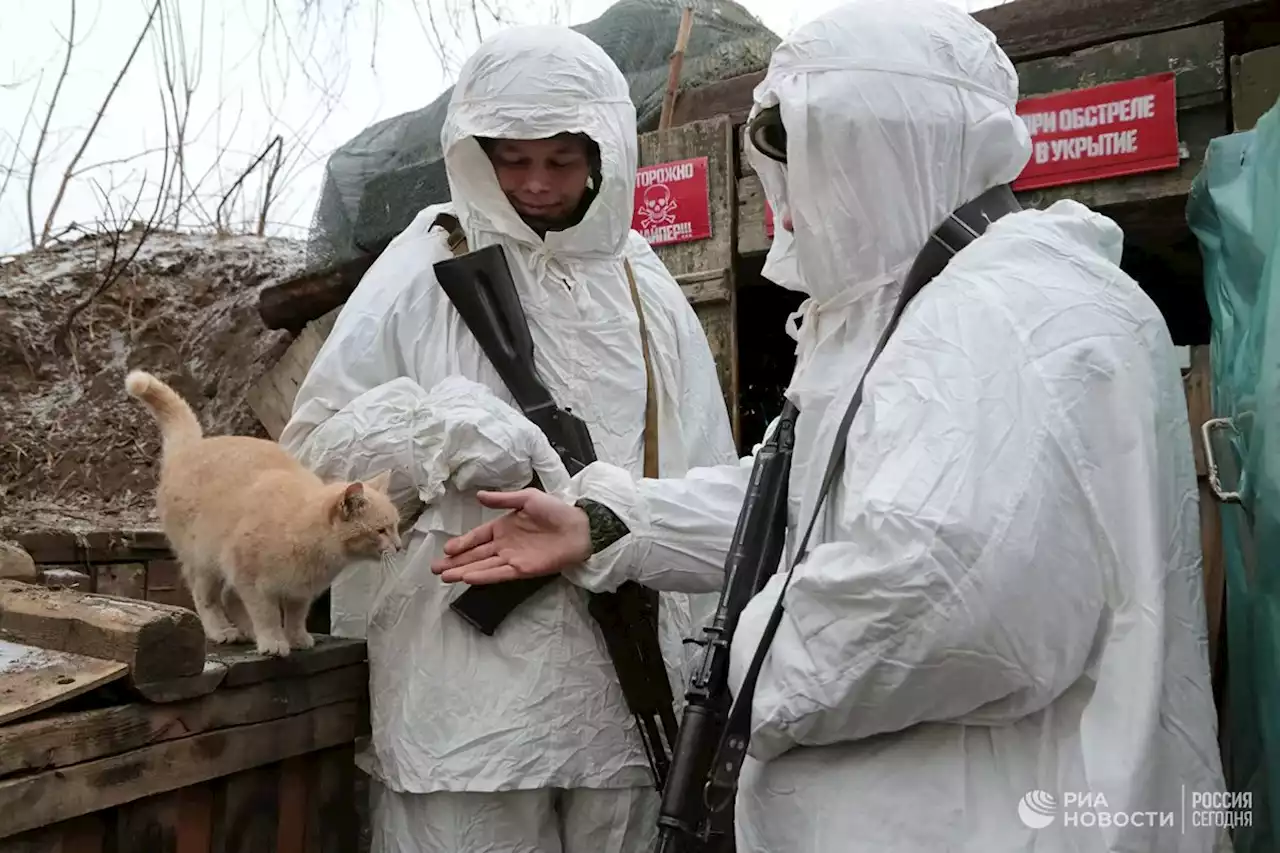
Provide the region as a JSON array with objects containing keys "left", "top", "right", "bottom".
[
  {"left": 255, "top": 636, "right": 292, "bottom": 657},
  {"left": 206, "top": 624, "right": 247, "bottom": 645},
  {"left": 289, "top": 632, "right": 316, "bottom": 650}
]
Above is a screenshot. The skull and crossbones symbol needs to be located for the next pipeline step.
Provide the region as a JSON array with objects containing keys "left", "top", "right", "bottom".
[{"left": 639, "top": 183, "right": 678, "bottom": 228}]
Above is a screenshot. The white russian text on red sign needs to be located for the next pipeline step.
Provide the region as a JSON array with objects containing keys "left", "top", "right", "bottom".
[
  {"left": 1012, "top": 71, "right": 1180, "bottom": 191},
  {"left": 631, "top": 156, "right": 712, "bottom": 247}
]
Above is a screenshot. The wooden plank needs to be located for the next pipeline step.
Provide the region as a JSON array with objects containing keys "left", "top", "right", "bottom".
[
  {"left": 143, "top": 561, "right": 193, "bottom": 613},
  {"left": 247, "top": 307, "right": 341, "bottom": 440},
  {"left": 257, "top": 251, "right": 384, "bottom": 332},
  {"left": 210, "top": 765, "right": 279, "bottom": 853},
  {"left": 1183, "top": 346, "right": 1225, "bottom": 672},
  {"left": 130, "top": 659, "right": 228, "bottom": 704},
  {"left": 211, "top": 635, "right": 367, "bottom": 688},
  {"left": 0, "top": 663, "right": 367, "bottom": 779},
  {"left": 1231, "top": 44, "right": 1280, "bottom": 131},
  {"left": 671, "top": 71, "right": 767, "bottom": 130},
  {"left": 14, "top": 531, "right": 170, "bottom": 566},
  {"left": 0, "top": 700, "right": 364, "bottom": 839},
  {"left": 304, "top": 746, "right": 357, "bottom": 853},
  {"left": 736, "top": 174, "right": 769, "bottom": 258},
  {"left": 114, "top": 789, "right": 181, "bottom": 853},
  {"left": 0, "top": 542, "right": 37, "bottom": 583},
  {"left": 971, "top": 0, "right": 1267, "bottom": 64},
  {"left": 176, "top": 786, "right": 214, "bottom": 853},
  {"left": 677, "top": 269, "right": 732, "bottom": 305},
  {"left": 0, "top": 640, "right": 129, "bottom": 726},
  {"left": 0, "top": 580, "right": 205, "bottom": 684},
  {"left": 37, "top": 569, "right": 90, "bottom": 593},
  {"left": 95, "top": 564, "right": 146, "bottom": 602},
  {"left": 638, "top": 115, "right": 740, "bottom": 444},
  {"left": 1015, "top": 23, "right": 1225, "bottom": 102},
  {"left": 276, "top": 757, "right": 310, "bottom": 853},
  {"left": 0, "top": 815, "right": 104, "bottom": 853}
]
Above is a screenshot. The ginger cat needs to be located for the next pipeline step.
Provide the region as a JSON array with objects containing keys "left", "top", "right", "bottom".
[{"left": 125, "top": 369, "right": 402, "bottom": 657}]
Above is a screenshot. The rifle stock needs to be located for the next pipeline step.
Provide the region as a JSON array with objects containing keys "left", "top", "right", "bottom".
[
  {"left": 654, "top": 401, "right": 798, "bottom": 853},
  {"left": 434, "top": 244, "right": 596, "bottom": 633},
  {"left": 431, "top": 239, "right": 678, "bottom": 789}
]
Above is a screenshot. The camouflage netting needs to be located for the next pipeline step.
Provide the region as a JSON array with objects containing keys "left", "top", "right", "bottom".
[{"left": 304, "top": 0, "right": 779, "bottom": 270}]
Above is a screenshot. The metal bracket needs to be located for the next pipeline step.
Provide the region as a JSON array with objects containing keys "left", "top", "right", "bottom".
[{"left": 1200, "top": 416, "right": 1242, "bottom": 504}]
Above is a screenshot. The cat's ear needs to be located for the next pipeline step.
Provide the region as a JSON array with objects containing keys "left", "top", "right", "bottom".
[
  {"left": 364, "top": 469, "right": 393, "bottom": 495},
  {"left": 339, "top": 481, "right": 366, "bottom": 519}
]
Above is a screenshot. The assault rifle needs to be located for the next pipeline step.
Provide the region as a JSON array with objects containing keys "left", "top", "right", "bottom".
[
  {"left": 653, "top": 183, "right": 1025, "bottom": 852},
  {"left": 432, "top": 229, "right": 679, "bottom": 789},
  {"left": 653, "top": 400, "right": 798, "bottom": 853}
]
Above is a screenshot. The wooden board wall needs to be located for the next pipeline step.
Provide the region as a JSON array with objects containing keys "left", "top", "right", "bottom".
[
  {"left": 0, "top": 642, "right": 368, "bottom": 848},
  {"left": 637, "top": 115, "right": 741, "bottom": 446},
  {"left": 0, "top": 746, "right": 359, "bottom": 853},
  {"left": 1014, "top": 23, "right": 1226, "bottom": 212},
  {"left": 247, "top": 307, "right": 342, "bottom": 441},
  {"left": 1231, "top": 44, "right": 1280, "bottom": 131},
  {"left": 736, "top": 23, "right": 1228, "bottom": 258}
]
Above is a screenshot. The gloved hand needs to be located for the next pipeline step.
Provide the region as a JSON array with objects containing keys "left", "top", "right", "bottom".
[{"left": 415, "top": 375, "right": 572, "bottom": 503}]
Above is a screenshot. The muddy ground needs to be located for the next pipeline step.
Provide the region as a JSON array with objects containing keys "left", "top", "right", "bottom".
[{"left": 0, "top": 226, "right": 305, "bottom": 537}]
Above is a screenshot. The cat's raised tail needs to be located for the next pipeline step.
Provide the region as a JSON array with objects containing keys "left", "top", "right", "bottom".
[{"left": 125, "top": 370, "right": 204, "bottom": 449}]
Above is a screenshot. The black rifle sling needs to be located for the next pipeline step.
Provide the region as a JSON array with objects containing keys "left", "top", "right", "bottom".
[
  {"left": 431, "top": 212, "right": 679, "bottom": 786},
  {"left": 705, "top": 184, "right": 1023, "bottom": 803}
]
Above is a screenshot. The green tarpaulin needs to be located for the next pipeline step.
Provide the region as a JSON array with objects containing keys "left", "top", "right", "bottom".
[{"left": 1188, "top": 94, "right": 1280, "bottom": 851}]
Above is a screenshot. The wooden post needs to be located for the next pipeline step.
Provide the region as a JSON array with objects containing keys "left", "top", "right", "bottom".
[
  {"left": 658, "top": 7, "right": 696, "bottom": 132},
  {"left": 1184, "top": 346, "right": 1225, "bottom": 677},
  {"left": 638, "top": 116, "right": 741, "bottom": 446}
]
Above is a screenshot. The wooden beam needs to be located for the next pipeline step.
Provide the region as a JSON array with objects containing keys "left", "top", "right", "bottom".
[
  {"left": 657, "top": 0, "right": 1270, "bottom": 134},
  {"left": 638, "top": 116, "right": 741, "bottom": 446},
  {"left": 736, "top": 173, "right": 769, "bottom": 258},
  {"left": 209, "top": 634, "right": 367, "bottom": 689},
  {"left": 0, "top": 580, "right": 206, "bottom": 684},
  {"left": 14, "top": 529, "right": 170, "bottom": 565},
  {"left": 670, "top": 71, "right": 766, "bottom": 129},
  {"left": 972, "top": 0, "right": 1269, "bottom": 64},
  {"left": 247, "top": 307, "right": 342, "bottom": 440},
  {"left": 1231, "top": 44, "right": 1280, "bottom": 131},
  {"left": 0, "top": 700, "right": 364, "bottom": 838},
  {"left": 0, "top": 640, "right": 129, "bottom": 726},
  {"left": 1183, "top": 346, "right": 1225, "bottom": 676},
  {"left": 0, "top": 663, "right": 366, "bottom": 779},
  {"left": 257, "top": 244, "right": 388, "bottom": 332}
]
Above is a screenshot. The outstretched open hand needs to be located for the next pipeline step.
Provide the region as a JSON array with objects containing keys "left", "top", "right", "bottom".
[{"left": 431, "top": 489, "right": 592, "bottom": 585}]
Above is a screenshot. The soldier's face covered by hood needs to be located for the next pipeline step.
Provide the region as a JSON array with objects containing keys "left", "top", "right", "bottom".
[{"left": 743, "top": 0, "right": 1031, "bottom": 307}]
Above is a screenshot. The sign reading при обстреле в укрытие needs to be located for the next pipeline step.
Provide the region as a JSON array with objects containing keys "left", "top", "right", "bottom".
[
  {"left": 1017, "top": 788, "right": 1252, "bottom": 833},
  {"left": 1012, "top": 71, "right": 1182, "bottom": 192}
]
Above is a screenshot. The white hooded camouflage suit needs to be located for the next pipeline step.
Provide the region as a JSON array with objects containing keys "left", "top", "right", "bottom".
[
  {"left": 279, "top": 25, "right": 737, "bottom": 853},
  {"left": 558, "top": 1, "right": 1233, "bottom": 851}
]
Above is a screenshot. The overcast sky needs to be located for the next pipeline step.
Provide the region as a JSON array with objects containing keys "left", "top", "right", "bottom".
[{"left": 0, "top": 0, "right": 1011, "bottom": 256}]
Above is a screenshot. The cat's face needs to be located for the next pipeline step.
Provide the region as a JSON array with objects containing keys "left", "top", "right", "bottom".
[{"left": 332, "top": 471, "right": 403, "bottom": 559}]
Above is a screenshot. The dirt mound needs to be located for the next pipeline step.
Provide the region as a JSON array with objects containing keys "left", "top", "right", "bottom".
[{"left": 0, "top": 227, "right": 305, "bottom": 537}]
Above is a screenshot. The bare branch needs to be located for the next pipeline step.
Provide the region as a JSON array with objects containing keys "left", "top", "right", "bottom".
[
  {"left": 256, "top": 137, "right": 285, "bottom": 236},
  {"left": 215, "top": 134, "right": 283, "bottom": 234},
  {"left": 26, "top": 1, "right": 76, "bottom": 249},
  {"left": 38, "top": 0, "right": 163, "bottom": 248},
  {"left": 0, "top": 76, "right": 44, "bottom": 210},
  {"left": 53, "top": 127, "right": 174, "bottom": 352}
]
